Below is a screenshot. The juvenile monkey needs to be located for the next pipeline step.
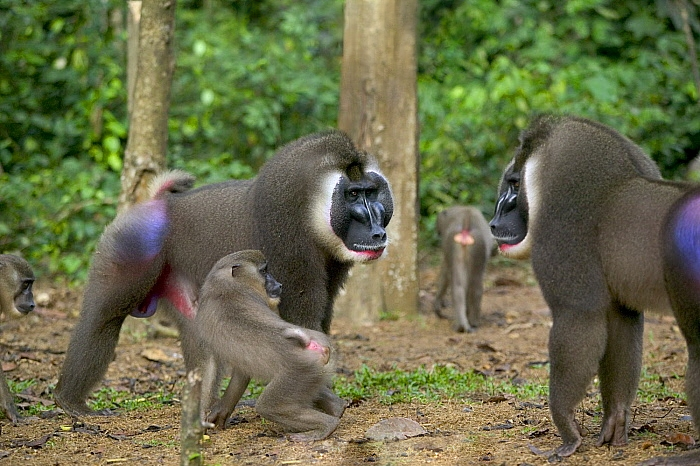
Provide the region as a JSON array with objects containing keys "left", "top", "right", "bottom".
[
  {"left": 433, "top": 206, "right": 494, "bottom": 332},
  {"left": 196, "top": 250, "right": 346, "bottom": 441},
  {"left": 489, "top": 114, "right": 699, "bottom": 458},
  {"left": 0, "top": 254, "right": 35, "bottom": 422}
]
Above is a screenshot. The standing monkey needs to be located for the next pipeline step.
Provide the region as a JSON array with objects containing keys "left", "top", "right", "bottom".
[
  {"left": 0, "top": 254, "right": 35, "bottom": 422},
  {"left": 489, "top": 115, "right": 698, "bottom": 458},
  {"left": 196, "top": 250, "right": 346, "bottom": 440},
  {"left": 55, "top": 130, "right": 393, "bottom": 417},
  {"left": 433, "top": 206, "right": 494, "bottom": 332}
]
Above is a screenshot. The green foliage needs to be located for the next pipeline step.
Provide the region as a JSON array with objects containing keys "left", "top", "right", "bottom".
[
  {"left": 169, "top": 0, "right": 343, "bottom": 170},
  {"left": 2, "top": 0, "right": 700, "bottom": 279}
]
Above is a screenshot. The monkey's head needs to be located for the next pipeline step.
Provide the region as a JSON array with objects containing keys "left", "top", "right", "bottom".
[
  {"left": 0, "top": 254, "right": 36, "bottom": 315},
  {"left": 489, "top": 126, "right": 544, "bottom": 260},
  {"left": 254, "top": 131, "right": 394, "bottom": 265},
  {"left": 212, "top": 250, "right": 282, "bottom": 305},
  {"left": 314, "top": 159, "right": 394, "bottom": 264}
]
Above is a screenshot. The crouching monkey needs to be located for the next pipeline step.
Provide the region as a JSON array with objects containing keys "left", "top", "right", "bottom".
[{"left": 195, "top": 250, "right": 346, "bottom": 441}]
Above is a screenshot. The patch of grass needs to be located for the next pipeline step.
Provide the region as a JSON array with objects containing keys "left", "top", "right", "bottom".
[
  {"left": 88, "top": 386, "right": 178, "bottom": 412},
  {"left": 334, "top": 364, "right": 548, "bottom": 404},
  {"left": 636, "top": 366, "right": 684, "bottom": 403}
]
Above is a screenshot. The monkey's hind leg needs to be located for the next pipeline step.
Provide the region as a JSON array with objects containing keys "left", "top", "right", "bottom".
[
  {"left": 450, "top": 252, "right": 471, "bottom": 332},
  {"left": 548, "top": 309, "right": 608, "bottom": 456},
  {"left": 433, "top": 259, "right": 449, "bottom": 318},
  {"left": 54, "top": 308, "right": 127, "bottom": 416},
  {"left": 596, "top": 306, "right": 643, "bottom": 448},
  {"left": 256, "top": 378, "right": 340, "bottom": 441},
  {"left": 0, "top": 371, "right": 20, "bottom": 423},
  {"left": 314, "top": 386, "right": 347, "bottom": 418}
]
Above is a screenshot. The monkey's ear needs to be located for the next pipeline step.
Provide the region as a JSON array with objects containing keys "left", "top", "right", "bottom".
[{"left": 230, "top": 264, "right": 242, "bottom": 276}]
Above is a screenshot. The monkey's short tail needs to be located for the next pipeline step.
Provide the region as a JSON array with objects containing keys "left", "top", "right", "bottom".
[{"left": 149, "top": 169, "right": 196, "bottom": 198}]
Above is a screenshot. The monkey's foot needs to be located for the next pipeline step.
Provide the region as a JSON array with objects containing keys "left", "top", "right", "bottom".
[
  {"left": 55, "top": 397, "right": 116, "bottom": 418},
  {"left": 552, "top": 438, "right": 582, "bottom": 458},
  {"left": 637, "top": 449, "right": 700, "bottom": 466},
  {"left": 205, "top": 405, "right": 234, "bottom": 430},
  {"left": 596, "top": 411, "right": 628, "bottom": 447},
  {"left": 0, "top": 404, "right": 21, "bottom": 424},
  {"left": 453, "top": 323, "right": 476, "bottom": 333},
  {"left": 315, "top": 387, "right": 347, "bottom": 418}
]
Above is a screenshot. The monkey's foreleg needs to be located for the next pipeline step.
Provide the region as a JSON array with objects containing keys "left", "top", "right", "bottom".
[
  {"left": 0, "top": 371, "right": 20, "bottom": 423},
  {"left": 548, "top": 310, "right": 607, "bottom": 456},
  {"left": 596, "top": 308, "right": 643, "bottom": 448},
  {"left": 206, "top": 371, "right": 250, "bottom": 429}
]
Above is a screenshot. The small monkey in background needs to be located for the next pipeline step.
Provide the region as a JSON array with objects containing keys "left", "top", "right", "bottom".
[
  {"left": 196, "top": 250, "right": 346, "bottom": 441},
  {"left": 433, "top": 206, "right": 495, "bottom": 332},
  {"left": 0, "top": 254, "right": 35, "bottom": 422}
]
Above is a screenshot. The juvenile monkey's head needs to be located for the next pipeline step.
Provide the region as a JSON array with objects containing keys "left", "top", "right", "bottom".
[{"left": 209, "top": 250, "right": 282, "bottom": 306}]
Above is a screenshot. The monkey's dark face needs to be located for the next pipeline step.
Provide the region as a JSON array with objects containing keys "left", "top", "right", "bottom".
[
  {"left": 317, "top": 168, "right": 393, "bottom": 263},
  {"left": 14, "top": 278, "right": 35, "bottom": 315},
  {"left": 489, "top": 159, "right": 534, "bottom": 259},
  {"left": 260, "top": 262, "right": 282, "bottom": 301}
]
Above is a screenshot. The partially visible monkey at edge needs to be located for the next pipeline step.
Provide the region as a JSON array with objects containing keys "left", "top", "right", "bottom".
[
  {"left": 0, "top": 254, "right": 35, "bottom": 423},
  {"left": 54, "top": 130, "right": 393, "bottom": 417},
  {"left": 489, "top": 114, "right": 700, "bottom": 464},
  {"left": 196, "top": 250, "right": 346, "bottom": 441},
  {"left": 433, "top": 206, "right": 494, "bottom": 332}
]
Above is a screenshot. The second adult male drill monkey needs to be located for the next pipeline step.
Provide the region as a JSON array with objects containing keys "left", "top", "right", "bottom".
[
  {"left": 489, "top": 114, "right": 699, "bottom": 458},
  {"left": 196, "top": 250, "right": 346, "bottom": 440},
  {"left": 433, "top": 206, "right": 494, "bottom": 332},
  {"left": 55, "top": 130, "right": 393, "bottom": 417}
]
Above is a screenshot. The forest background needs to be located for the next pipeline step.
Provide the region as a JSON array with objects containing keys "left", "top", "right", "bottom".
[{"left": 1, "top": 0, "right": 700, "bottom": 281}]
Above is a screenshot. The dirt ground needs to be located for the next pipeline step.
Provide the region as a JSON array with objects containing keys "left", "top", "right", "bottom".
[{"left": 0, "top": 257, "right": 696, "bottom": 465}]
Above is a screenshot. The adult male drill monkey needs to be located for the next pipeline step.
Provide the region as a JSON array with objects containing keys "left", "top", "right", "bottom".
[
  {"left": 55, "top": 130, "right": 393, "bottom": 417},
  {"left": 489, "top": 114, "right": 699, "bottom": 459}
]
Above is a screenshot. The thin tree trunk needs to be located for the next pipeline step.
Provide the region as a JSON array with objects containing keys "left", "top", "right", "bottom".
[
  {"left": 335, "top": 0, "right": 419, "bottom": 324},
  {"left": 119, "top": 0, "right": 176, "bottom": 212},
  {"left": 180, "top": 369, "right": 204, "bottom": 466}
]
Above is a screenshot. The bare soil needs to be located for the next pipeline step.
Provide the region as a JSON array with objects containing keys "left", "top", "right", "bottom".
[{"left": 0, "top": 259, "right": 696, "bottom": 465}]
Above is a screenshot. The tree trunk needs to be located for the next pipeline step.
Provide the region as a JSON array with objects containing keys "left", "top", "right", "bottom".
[
  {"left": 119, "top": 0, "right": 176, "bottom": 212},
  {"left": 335, "top": 0, "right": 419, "bottom": 324}
]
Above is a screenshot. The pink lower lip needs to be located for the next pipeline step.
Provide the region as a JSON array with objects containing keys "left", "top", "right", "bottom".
[{"left": 360, "top": 248, "right": 384, "bottom": 259}]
